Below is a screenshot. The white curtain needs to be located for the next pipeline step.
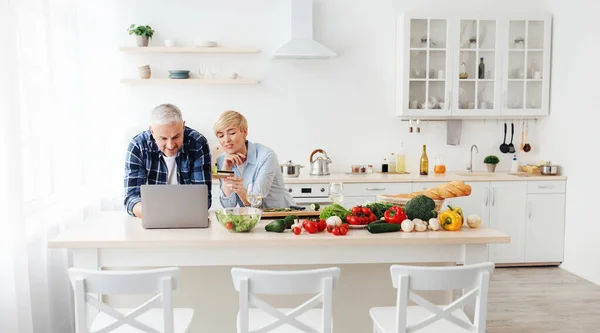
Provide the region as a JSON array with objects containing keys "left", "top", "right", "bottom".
[{"left": 0, "top": 0, "right": 89, "bottom": 332}]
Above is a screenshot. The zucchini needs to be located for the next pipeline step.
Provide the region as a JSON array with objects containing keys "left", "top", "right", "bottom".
[
  {"left": 283, "top": 215, "right": 298, "bottom": 229},
  {"left": 367, "top": 222, "right": 401, "bottom": 234}
]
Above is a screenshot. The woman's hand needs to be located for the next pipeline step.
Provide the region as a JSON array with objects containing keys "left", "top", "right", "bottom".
[
  {"left": 221, "top": 176, "right": 250, "bottom": 205},
  {"left": 222, "top": 153, "right": 246, "bottom": 170}
]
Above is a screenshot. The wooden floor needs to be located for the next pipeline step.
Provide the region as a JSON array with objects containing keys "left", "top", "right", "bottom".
[{"left": 488, "top": 267, "right": 600, "bottom": 333}]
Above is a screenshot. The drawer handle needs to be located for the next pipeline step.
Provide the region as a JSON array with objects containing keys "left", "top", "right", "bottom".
[
  {"left": 366, "top": 188, "right": 386, "bottom": 191},
  {"left": 538, "top": 185, "right": 556, "bottom": 189}
]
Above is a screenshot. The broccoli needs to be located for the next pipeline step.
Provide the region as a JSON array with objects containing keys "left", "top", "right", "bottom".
[{"left": 404, "top": 195, "right": 438, "bottom": 221}]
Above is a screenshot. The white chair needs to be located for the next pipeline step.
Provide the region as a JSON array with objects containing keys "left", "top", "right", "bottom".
[
  {"left": 68, "top": 267, "right": 194, "bottom": 333},
  {"left": 231, "top": 267, "right": 341, "bottom": 333},
  {"left": 370, "top": 262, "right": 495, "bottom": 333}
]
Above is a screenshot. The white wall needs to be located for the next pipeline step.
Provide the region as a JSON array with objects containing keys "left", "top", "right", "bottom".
[
  {"left": 78, "top": 0, "right": 550, "bottom": 203},
  {"left": 538, "top": 0, "right": 600, "bottom": 285}
]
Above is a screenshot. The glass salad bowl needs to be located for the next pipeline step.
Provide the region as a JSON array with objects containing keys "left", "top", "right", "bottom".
[{"left": 215, "top": 207, "right": 262, "bottom": 232}]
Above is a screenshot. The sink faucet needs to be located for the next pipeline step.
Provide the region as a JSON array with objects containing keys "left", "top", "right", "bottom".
[{"left": 467, "top": 144, "right": 479, "bottom": 172}]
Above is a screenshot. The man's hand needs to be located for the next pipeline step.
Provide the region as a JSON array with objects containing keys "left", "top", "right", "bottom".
[
  {"left": 222, "top": 153, "right": 247, "bottom": 170},
  {"left": 132, "top": 202, "right": 143, "bottom": 218}
]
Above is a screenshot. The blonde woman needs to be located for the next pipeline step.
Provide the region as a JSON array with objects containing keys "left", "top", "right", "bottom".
[{"left": 214, "top": 110, "right": 295, "bottom": 208}]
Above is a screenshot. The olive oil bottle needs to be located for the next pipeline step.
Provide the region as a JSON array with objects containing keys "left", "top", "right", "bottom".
[{"left": 420, "top": 145, "right": 429, "bottom": 175}]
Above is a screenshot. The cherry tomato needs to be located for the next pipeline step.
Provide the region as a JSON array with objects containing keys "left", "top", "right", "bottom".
[
  {"left": 369, "top": 214, "right": 377, "bottom": 222},
  {"left": 332, "top": 227, "right": 341, "bottom": 235},
  {"left": 351, "top": 206, "right": 362, "bottom": 215},
  {"left": 317, "top": 220, "right": 327, "bottom": 232},
  {"left": 302, "top": 220, "right": 310, "bottom": 229},
  {"left": 225, "top": 222, "right": 233, "bottom": 230},
  {"left": 361, "top": 216, "right": 370, "bottom": 225},
  {"left": 361, "top": 207, "right": 372, "bottom": 215},
  {"left": 339, "top": 227, "right": 348, "bottom": 235},
  {"left": 326, "top": 225, "right": 334, "bottom": 233},
  {"left": 339, "top": 223, "right": 349, "bottom": 231},
  {"left": 293, "top": 226, "right": 301, "bottom": 235},
  {"left": 304, "top": 221, "right": 319, "bottom": 234}
]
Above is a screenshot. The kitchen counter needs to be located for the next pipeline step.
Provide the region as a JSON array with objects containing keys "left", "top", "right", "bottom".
[
  {"left": 280, "top": 171, "right": 567, "bottom": 184},
  {"left": 49, "top": 211, "right": 509, "bottom": 333}
]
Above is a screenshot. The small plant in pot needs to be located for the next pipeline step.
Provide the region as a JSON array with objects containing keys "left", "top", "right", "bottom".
[
  {"left": 127, "top": 24, "right": 155, "bottom": 47},
  {"left": 484, "top": 155, "right": 500, "bottom": 172}
]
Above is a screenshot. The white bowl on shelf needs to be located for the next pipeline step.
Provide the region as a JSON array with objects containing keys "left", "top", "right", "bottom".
[{"left": 195, "top": 41, "right": 218, "bottom": 47}]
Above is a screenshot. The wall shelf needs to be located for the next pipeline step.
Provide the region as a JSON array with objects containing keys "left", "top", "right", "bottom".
[
  {"left": 120, "top": 79, "right": 260, "bottom": 85},
  {"left": 119, "top": 47, "right": 260, "bottom": 54}
]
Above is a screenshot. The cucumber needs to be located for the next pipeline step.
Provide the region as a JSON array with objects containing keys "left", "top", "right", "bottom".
[
  {"left": 265, "top": 219, "right": 286, "bottom": 233},
  {"left": 309, "top": 203, "right": 320, "bottom": 211},
  {"left": 283, "top": 215, "right": 297, "bottom": 229},
  {"left": 367, "top": 222, "right": 401, "bottom": 234}
]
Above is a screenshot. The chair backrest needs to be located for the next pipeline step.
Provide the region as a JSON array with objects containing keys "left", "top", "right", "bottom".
[
  {"left": 389, "top": 262, "right": 495, "bottom": 333},
  {"left": 68, "top": 267, "right": 180, "bottom": 333},
  {"left": 231, "top": 267, "right": 340, "bottom": 333}
]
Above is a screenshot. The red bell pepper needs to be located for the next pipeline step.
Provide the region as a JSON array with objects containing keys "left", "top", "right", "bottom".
[{"left": 384, "top": 206, "right": 407, "bottom": 224}]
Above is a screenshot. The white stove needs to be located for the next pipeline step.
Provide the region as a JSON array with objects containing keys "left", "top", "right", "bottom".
[{"left": 286, "top": 183, "right": 332, "bottom": 207}]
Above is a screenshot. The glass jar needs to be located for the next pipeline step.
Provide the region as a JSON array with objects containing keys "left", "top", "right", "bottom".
[
  {"left": 367, "top": 165, "right": 373, "bottom": 174},
  {"left": 433, "top": 155, "right": 446, "bottom": 175}
]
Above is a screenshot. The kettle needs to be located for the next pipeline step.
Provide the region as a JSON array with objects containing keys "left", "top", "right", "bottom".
[{"left": 309, "top": 149, "right": 332, "bottom": 176}]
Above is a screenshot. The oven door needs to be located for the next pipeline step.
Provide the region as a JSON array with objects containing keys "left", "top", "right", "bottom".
[{"left": 292, "top": 197, "right": 333, "bottom": 209}]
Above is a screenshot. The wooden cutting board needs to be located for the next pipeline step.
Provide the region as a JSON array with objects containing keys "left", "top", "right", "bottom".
[{"left": 261, "top": 209, "right": 322, "bottom": 218}]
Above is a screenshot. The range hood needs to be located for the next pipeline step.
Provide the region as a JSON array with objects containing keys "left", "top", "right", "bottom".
[{"left": 272, "top": 0, "right": 337, "bottom": 59}]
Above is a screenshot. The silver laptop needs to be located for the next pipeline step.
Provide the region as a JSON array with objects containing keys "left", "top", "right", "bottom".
[{"left": 141, "top": 184, "right": 210, "bottom": 229}]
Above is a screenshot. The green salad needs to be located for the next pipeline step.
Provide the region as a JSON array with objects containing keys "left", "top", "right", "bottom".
[{"left": 216, "top": 210, "right": 260, "bottom": 232}]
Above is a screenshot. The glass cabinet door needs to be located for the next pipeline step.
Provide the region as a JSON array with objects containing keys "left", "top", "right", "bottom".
[
  {"left": 505, "top": 19, "right": 547, "bottom": 113},
  {"left": 455, "top": 19, "right": 499, "bottom": 114},
  {"left": 407, "top": 18, "right": 450, "bottom": 114}
]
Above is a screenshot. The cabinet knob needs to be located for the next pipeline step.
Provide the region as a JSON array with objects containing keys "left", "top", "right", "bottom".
[
  {"left": 288, "top": 188, "right": 292, "bottom": 193},
  {"left": 320, "top": 188, "right": 326, "bottom": 192}
]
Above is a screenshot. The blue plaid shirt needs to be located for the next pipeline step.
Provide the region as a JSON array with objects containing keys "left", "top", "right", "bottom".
[{"left": 124, "top": 126, "right": 212, "bottom": 216}]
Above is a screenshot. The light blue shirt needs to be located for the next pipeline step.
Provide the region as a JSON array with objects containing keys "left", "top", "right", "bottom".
[{"left": 217, "top": 141, "right": 296, "bottom": 208}]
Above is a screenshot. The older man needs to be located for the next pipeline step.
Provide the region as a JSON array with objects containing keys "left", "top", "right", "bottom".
[{"left": 124, "top": 104, "right": 212, "bottom": 218}]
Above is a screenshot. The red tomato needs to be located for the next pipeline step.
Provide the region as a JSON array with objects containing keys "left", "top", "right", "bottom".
[
  {"left": 225, "top": 222, "right": 233, "bottom": 230},
  {"left": 293, "top": 226, "right": 301, "bottom": 235},
  {"left": 304, "top": 221, "right": 319, "bottom": 234},
  {"left": 362, "top": 216, "right": 370, "bottom": 225},
  {"left": 332, "top": 227, "right": 341, "bottom": 235},
  {"left": 317, "top": 220, "right": 327, "bottom": 232},
  {"left": 339, "top": 227, "right": 348, "bottom": 235},
  {"left": 326, "top": 225, "right": 334, "bottom": 233},
  {"left": 361, "top": 207, "right": 372, "bottom": 215},
  {"left": 351, "top": 206, "right": 362, "bottom": 215},
  {"left": 302, "top": 220, "right": 310, "bottom": 229},
  {"left": 369, "top": 214, "right": 377, "bottom": 222},
  {"left": 339, "top": 224, "right": 349, "bottom": 232}
]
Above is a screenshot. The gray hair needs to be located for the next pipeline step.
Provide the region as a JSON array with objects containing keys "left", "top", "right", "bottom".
[{"left": 150, "top": 104, "right": 183, "bottom": 126}]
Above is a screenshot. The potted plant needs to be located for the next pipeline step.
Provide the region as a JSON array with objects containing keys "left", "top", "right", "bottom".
[
  {"left": 127, "top": 24, "right": 155, "bottom": 47},
  {"left": 484, "top": 155, "right": 500, "bottom": 172}
]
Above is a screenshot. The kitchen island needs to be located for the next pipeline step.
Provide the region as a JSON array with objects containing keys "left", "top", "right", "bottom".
[{"left": 49, "top": 211, "right": 509, "bottom": 333}]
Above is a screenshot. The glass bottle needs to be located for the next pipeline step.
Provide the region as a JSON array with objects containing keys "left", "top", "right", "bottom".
[
  {"left": 478, "top": 58, "right": 485, "bottom": 79},
  {"left": 389, "top": 153, "right": 396, "bottom": 173},
  {"left": 459, "top": 62, "right": 468, "bottom": 79},
  {"left": 396, "top": 142, "right": 406, "bottom": 174},
  {"left": 419, "top": 145, "right": 429, "bottom": 176},
  {"left": 382, "top": 158, "right": 389, "bottom": 173}
]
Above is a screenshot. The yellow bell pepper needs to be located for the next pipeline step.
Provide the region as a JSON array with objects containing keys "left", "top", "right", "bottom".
[
  {"left": 439, "top": 209, "right": 463, "bottom": 231},
  {"left": 447, "top": 205, "right": 464, "bottom": 219}
]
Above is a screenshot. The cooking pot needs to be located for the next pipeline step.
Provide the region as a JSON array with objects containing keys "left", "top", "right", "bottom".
[
  {"left": 280, "top": 160, "right": 304, "bottom": 178},
  {"left": 309, "top": 149, "right": 332, "bottom": 176},
  {"left": 540, "top": 162, "right": 559, "bottom": 176}
]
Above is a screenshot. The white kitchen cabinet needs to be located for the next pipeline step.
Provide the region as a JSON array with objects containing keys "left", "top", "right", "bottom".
[
  {"left": 396, "top": 12, "right": 551, "bottom": 118},
  {"left": 444, "top": 182, "right": 490, "bottom": 228},
  {"left": 342, "top": 196, "right": 378, "bottom": 209},
  {"left": 525, "top": 193, "right": 566, "bottom": 263},
  {"left": 488, "top": 181, "right": 528, "bottom": 264}
]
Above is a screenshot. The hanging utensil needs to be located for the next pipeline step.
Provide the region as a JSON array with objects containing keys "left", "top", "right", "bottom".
[
  {"left": 520, "top": 120, "right": 525, "bottom": 151},
  {"left": 499, "top": 122, "right": 509, "bottom": 154},
  {"left": 523, "top": 120, "right": 531, "bottom": 153},
  {"left": 508, "top": 122, "right": 516, "bottom": 153}
]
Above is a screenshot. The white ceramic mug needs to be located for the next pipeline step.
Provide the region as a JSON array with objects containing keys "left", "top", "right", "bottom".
[
  {"left": 438, "top": 69, "right": 445, "bottom": 79},
  {"left": 164, "top": 40, "right": 175, "bottom": 47},
  {"left": 479, "top": 101, "right": 488, "bottom": 109},
  {"left": 534, "top": 71, "right": 542, "bottom": 79},
  {"left": 410, "top": 100, "right": 419, "bottom": 109},
  {"left": 467, "top": 101, "right": 475, "bottom": 109}
]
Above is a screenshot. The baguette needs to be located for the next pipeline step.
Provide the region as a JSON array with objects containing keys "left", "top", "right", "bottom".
[{"left": 394, "top": 181, "right": 472, "bottom": 200}]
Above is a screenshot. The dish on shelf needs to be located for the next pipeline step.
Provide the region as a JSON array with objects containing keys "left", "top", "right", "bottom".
[
  {"left": 195, "top": 41, "right": 218, "bottom": 47},
  {"left": 168, "top": 70, "right": 190, "bottom": 74}
]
